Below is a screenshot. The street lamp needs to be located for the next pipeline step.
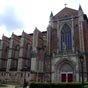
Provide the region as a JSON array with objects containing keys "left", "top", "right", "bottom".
[
  {"left": 50, "top": 53, "right": 52, "bottom": 82},
  {"left": 78, "top": 52, "right": 84, "bottom": 88},
  {"left": 23, "top": 65, "right": 27, "bottom": 87},
  {"left": 45, "top": 53, "right": 52, "bottom": 82}
]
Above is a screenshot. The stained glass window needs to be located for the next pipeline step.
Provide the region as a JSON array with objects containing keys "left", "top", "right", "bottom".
[{"left": 61, "top": 24, "right": 72, "bottom": 50}]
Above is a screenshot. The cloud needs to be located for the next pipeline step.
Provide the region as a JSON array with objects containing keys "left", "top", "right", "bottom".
[
  {"left": 80, "top": 0, "right": 88, "bottom": 16},
  {"left": 0, "top": 0, "right": 87, "bottom": 39},
  {"left": 0, "top": 25, "right": 23, "bottom": 39},
  {"left": 0, "top": 6, "right": 24, "bottom": 31},
  {"left": 0, "top": 25, "right": 12, "bottom": 39}
]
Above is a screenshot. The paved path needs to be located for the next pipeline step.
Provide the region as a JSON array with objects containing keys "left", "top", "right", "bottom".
[
  {"left": 0, "top": 85, "right": 15, "bottom": 88},
  {"left": 0, "top": 85, "right": 14, "bottom": 88},
  {"left": 0, "top": 85, "right": 29, "bottom": 88},
  {"left": 7, "top": 85, "right": 15, "bottom": 88}
]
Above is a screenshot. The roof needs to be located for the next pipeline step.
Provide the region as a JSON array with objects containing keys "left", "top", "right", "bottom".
[{"left": 53, "top": 7, "right": 78, "bottom": 20}]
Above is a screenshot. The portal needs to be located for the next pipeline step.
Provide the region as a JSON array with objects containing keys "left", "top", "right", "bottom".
[{"left": 61, "top": 72, "right": 73, "bottom": 82}]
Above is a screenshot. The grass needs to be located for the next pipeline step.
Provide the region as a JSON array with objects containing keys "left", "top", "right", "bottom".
[
  {"left": 0, "top": 81, "right": 23, "bottom": 87},
  {"left": 1, "top": 81, "right": 88, "bottom": 88},
  {"left": 5, "top": 81, "right": 23, "bottom": 86},
  {"left": 0, "top": 83, "right": 7, "bottom": 87}
]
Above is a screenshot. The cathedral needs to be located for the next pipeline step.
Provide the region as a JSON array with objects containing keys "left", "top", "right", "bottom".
[{"left": 0, "top": 5, "right": 88, "bottom": 82}]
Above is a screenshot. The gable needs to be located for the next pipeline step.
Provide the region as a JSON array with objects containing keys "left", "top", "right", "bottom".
[{"left": 53, "top": 7, "right": 78, "bottom": 20}]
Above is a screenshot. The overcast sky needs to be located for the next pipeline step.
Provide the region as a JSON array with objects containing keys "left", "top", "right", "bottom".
[{"left": 0, "top": 0, "right": 88, "bottom": 39}]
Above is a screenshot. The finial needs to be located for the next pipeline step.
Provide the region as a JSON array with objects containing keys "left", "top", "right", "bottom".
[
  {"left": 2, "top": 34, "right": 4, "bottom": 37},
  {"left": 50, "top": 11, "right": 53, "bottom": 17},
  {"left": 12, "top": 32, "right": 14, "bottom": 34},
  {"left": 79, "top": 4, "right": 82, "bottom": 10},
  {"left": 64, "top": 3, "right": 67, "bottom": 8},
  {"left": 35, "top": 27, "right": 38, "bottom": 30},
  {"left": 22, "top": 30, "right": 24, "bottom": 33}
]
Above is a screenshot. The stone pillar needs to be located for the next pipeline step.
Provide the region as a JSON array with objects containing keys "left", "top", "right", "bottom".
[
  {"left": 6, "top": 39, "right": 13, "bottom": 71},
  {"left": 71, "top": 17, "right": 74, "bottom": 52},
  {"left": 76, "top": 61, "right": 80, "bottom": 82},
  {"left": 78, "top": 11, "right": 87, "bottom": 81},
  {"left": 57, "top": 21, "right": 60, "bottom": 53},
  {"left": 17, "top": 37, "right": 24, "bottom": 71}
]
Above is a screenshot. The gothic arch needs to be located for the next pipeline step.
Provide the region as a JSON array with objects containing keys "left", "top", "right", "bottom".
[
  {"left": 14, "top": 45, "right": 20, "bottom": 59},
  {"left": 60, "top": 23, "right": 71, "bottom": 32},
  {"left": 5, "top": 46, "right": 9, "bottom": 59},
  {"left": 10, "top": 45, "right": 20, "bottom": 71},
  {"left": 58, "top": 23, "right": 72, "bottom": 51},
  {"left": 24, "top": 43, "right": 31, "bottom": 71},
  {"left": 55, "top": 58, "right": 76, "bottom": 71},
  {"left": 1, "top": 46, "right": 9, "bottom": 71},
  {"left": 55, "top": 58, "right": 76, "bottom": 81},
  {"left": 61, "top": 24, "right": 72, "bottom": 50}
]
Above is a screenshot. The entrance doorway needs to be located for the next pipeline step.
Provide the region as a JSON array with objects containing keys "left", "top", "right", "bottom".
[{"left": 61, "top": 72, "right": 73, "bottom": 82}]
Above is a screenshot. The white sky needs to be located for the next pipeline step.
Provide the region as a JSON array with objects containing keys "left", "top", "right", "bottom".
[{"left": 0, "top": 0, "right": 88, "bottom": 39}]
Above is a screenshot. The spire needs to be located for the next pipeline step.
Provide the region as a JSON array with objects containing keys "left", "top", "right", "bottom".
[
  {"left": 34, "top": 27, "right": 39, "bottom": 32},
  {"left": 2, "top": 34, "right": 4, "bottom": 37},
  {"left": 49, "top": 11, "right": 53, "bottom": 22},
  {"left": 22, "top": 30, "right": 24, "bottom": 35},
  {"left": 23, "top": 30, "right": 24, "bottom": 33},
  {"left": 12, "top": 32, "right": 14, "bottom": 34},
  {"left": 50, "top": 11, "right": 53, "bottom": 17},
  {"left": 35, "top": 27, "right": 38, "bottom": 30},
  {"left": 79, "top": 4, "right": 83, "bottom": 11},
  {"left": 78, "top": 4, "right": 84, "bottom": 15}
]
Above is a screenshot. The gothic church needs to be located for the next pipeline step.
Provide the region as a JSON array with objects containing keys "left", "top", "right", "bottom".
[{"left": 0, "top": 5, "right": 88, "bottom": 82}]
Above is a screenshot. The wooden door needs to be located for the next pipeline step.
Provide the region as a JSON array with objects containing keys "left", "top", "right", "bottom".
[
  {"left": 68, "top": 73, "right": 73, "bottom": 82},
  {"left": 61, "top": 73, "right": 66, "bottom": 82}
]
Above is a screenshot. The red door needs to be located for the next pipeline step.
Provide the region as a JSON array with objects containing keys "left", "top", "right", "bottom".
[
  {"left": 61, "top": 74, "right": 66, "bottom": 82},
  {"left": 68, "top": 73, "right": 73, "bottom": 82}
]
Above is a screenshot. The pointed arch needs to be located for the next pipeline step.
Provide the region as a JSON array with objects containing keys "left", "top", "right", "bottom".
[
  {"left": 23, "top": 43, "right": 31, "bottom": 71},
  {"left": 1, "top": 46, "right": 9, "bottom": 71},
  {"left": 15, "top": 45, "right": 20, "bottom": 59},
  {"left": 61, "top": 24, "right": 72, "bottom": 50},
  {"left": 11, "top": 45, "right": 20, "bottom": 71},
  {"left": 55, "top": 58, "right": 75, "bottom": 71},
  {"left": 55, "top": 58, "right": 76, "bottom": 82},
  {"left": 5, "top": 46, "right": 9, "bottom": 59}
]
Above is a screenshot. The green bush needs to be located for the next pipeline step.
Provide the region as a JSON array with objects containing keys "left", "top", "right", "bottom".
[{"left": 29, "top": 82, "right": 82, "bottom": 88}]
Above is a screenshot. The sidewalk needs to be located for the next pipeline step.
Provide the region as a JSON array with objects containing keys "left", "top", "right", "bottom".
[
  {"left": 0, "top": 85, "right": 15, "bottom": 88},
  {"left": 7, "top": 85, "right": 15, "bottom": 88},
  {"left": 0, "top": 85, "right": 29, "bottom": 88}
]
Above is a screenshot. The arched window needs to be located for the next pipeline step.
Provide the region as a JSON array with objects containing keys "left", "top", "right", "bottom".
[
  {"left": 2, "top": 46, "right": 9, "bottom": 70},
  {"left": 15, "top": 45, "right": 20, "bottom": 59},
  {"left": 24, "top": 43, "right": 30, "bottom": 58},
  {"left": 61, "top": 24, "right": 72, "bottom": 50},
  {"left": 5, "top": 47, "right": 9, "bottom": 59},
  {"left": 24, "top": 44, "right": 31, "bottom": 71},
  {"left": 26, "top": 44, "right": 31, "bottom": 59},
  {"left": 12, "top": 45, "right": 20, "bottom": 70}
]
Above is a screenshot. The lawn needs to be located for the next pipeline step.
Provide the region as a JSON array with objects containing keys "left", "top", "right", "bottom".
[
  {"left": 0, "top": 81, "right": 23, "bottom": 87},
  {"left": 5, "top": 82, "right": 23, "bottom": 86},
  {"left": 0, "top": 83, "right": 7, "bottom": 87}
]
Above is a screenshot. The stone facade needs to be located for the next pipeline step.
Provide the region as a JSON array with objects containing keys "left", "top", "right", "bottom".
[{"left": 0, "top": 6, "right": 88, "bottom": 82}]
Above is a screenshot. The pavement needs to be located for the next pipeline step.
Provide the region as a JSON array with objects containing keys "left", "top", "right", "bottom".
[
  {"left": 0, "top": 85, "right": 29, "bottom": 88},
  {"left": 0, "top": 85, "right": 15, "bottom": 88}
]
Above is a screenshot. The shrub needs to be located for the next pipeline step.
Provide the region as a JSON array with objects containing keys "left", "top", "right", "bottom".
[{"left": 30, "top": 82, "right": 82, "bottom": 88}]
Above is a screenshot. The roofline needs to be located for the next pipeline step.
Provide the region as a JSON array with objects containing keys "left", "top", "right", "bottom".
[{"left": 54, "top": 7, "right": 78, "bottom": 17}]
